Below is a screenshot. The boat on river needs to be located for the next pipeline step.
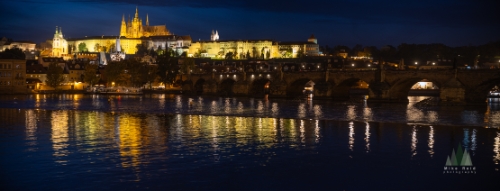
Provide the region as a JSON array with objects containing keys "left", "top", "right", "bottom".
[{"left": 488, "top": 86, "right": 500, "bottom": 98}]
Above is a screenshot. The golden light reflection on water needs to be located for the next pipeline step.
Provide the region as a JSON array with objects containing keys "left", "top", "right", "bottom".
[
  {"left": 411, "top": 126, "right": 417, "bottom": 157},
  {"left": 51, "top": 110, "right": 69, "bottom": 163},
  {"left": 347, "top": 106, "right": 356, "bottom": 121},
  {"left": 298, "top": 103, "right": 306, "bottom": 118},
  {"left": 25, "top": 109, "right": 37, "bottom": 142},
  {"left": 364, "top": 122, "right": 370, "bottom": 153},
  {"left": 315, "top": 120, "right": 320, "bottom": 143},
  {"left": 118, "top": 114, "right": 142, "bottom": 168},
  {"left": 485, "top": 105, "right": 500, "bottom": 128},
  {"left": 2, "top": 106, "right": 490, "bottom": 174},
  {"left": 494, "top": 132, "right": 500, "bottom": 165},
  {"left": 428, "top": 126, "right": 434, "bottom": 157},
  {"left": 349, "top": 121, "right": 354, "bottom": 151}
]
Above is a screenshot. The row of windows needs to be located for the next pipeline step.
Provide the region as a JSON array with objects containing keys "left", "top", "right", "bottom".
[
  {"left": 0, "top": 64, "right": 11, "bottom": 69},
  {"left": 0, "top": 81, "right": 23, "bottom": 86},
  {"left": 0, "top": 72, "right": 11, "bottom": 77}
]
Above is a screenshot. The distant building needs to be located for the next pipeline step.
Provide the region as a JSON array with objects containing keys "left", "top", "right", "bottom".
[
  {"left": 52, "top": 26, "right": 68, "bottom": 57},
  {"left": 25, "top": 60, "right": 45, "bottom": 91},
  {"left": 0, "top": 59, "right": 27, "bottom": 94},
  {"left": 211, "top": 30, "right": 219, "bottom": 41},
  {"left": 50, "top": 7, "right": 319, "bottom": 59},
  {"left": 0, "top": 37, "right": 36, "bottom": 52},
  {"left": 120, "top": 7, "right": 170, "bottom": 38},
  {"left": 189, "top": 32, "right": 319, "bottom": 59}
]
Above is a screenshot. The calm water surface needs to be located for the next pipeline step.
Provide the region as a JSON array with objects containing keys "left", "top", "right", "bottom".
[{"left": 1, "top": 94, "right": 499, "bottom": 190}]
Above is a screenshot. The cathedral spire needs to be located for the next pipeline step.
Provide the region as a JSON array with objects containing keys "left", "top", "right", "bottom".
[
  {"left": 135, "top": 6, "right": 139, "bottom": 18},
  {"left": 146, "top": 14, "right": 149, "bottom": 26},
  {"left": 120, "top": 14, "right": 127, "bottom": 37},
  {"left": 55, "top": 26, "right": 58, "bottom": 34}
]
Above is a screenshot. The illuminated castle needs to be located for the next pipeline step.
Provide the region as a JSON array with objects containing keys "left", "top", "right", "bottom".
[{"left": 120, "top": 7, "right": 170, "bottom": 38}]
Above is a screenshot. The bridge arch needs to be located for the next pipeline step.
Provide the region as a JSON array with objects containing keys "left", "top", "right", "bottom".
[
  {"left": 287, "top": 78, "right": 313, "bottom": 97},
  {"left": 219, "top": 78, "right": 236, "bottom": 96},
  {"left": 390, "top": 78, "right": 442, "bottom": 100},
  {"left": 250, "top": 78, "right": 271, "bottom": 97},
  {"left": 332, "top": 78, "right": 369, "bottom": 101},
  {"left": 467, "top": 78, "right": 500, "bottom": 102},
  {"left": 194, "top": 78, "right": 206, "bottom": 95}
]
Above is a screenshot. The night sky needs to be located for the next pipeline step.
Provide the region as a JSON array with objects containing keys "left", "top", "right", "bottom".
[{"left": 1, "top": 0, "right": 499, "bottom": 47}]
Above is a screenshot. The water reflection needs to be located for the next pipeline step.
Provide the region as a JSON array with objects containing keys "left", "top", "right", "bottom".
[
  {"left": 411, "top": 126, "right": 417, "bottom": 157},
  {"left": 2, "top": 107, "right": 500, "bottom": 189},
  {"left": 364, "top": 122, "right": 370, "bottom": 153},
  {"left": 494, "top": 132, "right": 500, "bottom": 165},
  {"left": 428, "top": 126, "right": 434, "bottom": 157},
  {"left": 51, "top": 110, "right": 69, "bottom": 163},
  {"left": 4, "top": 94, "right": 500, "bottom": 128},
  {"left": 25, "top": 109, "right": 37, "bottom": 142},
  {"left": 349, "top": 121, "right": 354, "bottom": 151}
]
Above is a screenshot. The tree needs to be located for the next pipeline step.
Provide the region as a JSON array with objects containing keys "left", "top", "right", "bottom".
[
  {"left": 144, "top": 65, "right": 158, "bottom": 89},
  {"left": 333, "top": 45, "right": 351, "bottom": 56},
  {"left": 46, "top": 62, "right": 65, "bottom": 89},
  {"left": 157, "top": 45, "right": 165, "bottom": 55},
  {"left": 252, "top": 47, "right": 257, "bottom": 58},
  {"left": 181, "top": 57, "right": 196, "bottom": 74},
  {"left": 105, "top": 61, "right": 128, "bottom": 86},
  {"left": 83, "top": 62, "right": 100, "bottom": 88},
  {"left": 156, "top": 54, "right": 179, "bottom": 88},
  {"left": 0, "top": 48, "right": 25, "bottom": 59},
  {"left": 136, "top": 44, "right": 148, "bottom": 56},
  {"left": 266, "top": 51, "right": 270, "bottom": 59},
  {"left": 225, "top": 52, "right": 234, "bottom": 60},
  {"left": 94, "top": 43, "right": 100, "bottom": 52},
  {"left": 126, "top": 59, "right": 147, "bottom": 87},
  {"left": 246, "top": 50, "right": 251, "bottom": 59},
  {"left": 109, "top": 43, "right": 115, "bottom": 53},
  {"left": 78, "top": 42, "right": 88, "bottom": 52}
]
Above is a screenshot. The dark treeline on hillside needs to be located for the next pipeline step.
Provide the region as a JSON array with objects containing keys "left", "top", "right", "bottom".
[{"left": 320, "top": 41, "right": 500, "bottom": 64}]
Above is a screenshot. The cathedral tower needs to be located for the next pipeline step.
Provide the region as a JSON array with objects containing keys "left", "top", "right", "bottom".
[{"left": 120, "top": 14, "right": 127, "bottom": 37}]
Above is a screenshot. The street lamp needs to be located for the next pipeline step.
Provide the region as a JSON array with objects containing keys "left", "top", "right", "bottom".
[{"left": 415, "top": 62, "right": 418, "bottom": 65}]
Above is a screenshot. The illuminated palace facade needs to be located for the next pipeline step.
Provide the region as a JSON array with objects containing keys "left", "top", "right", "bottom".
[{"left": 52, "top": 8, "right": 319, "bottom": 59}]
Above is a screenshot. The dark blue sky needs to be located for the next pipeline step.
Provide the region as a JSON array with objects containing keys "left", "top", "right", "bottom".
[{"left": 1, "top": 0, "right": 499, "bottom": 48}]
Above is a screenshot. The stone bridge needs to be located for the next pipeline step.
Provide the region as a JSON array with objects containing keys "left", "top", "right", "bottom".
[{"left": 178, "top": 69, "right": 500, "bottom": 104}]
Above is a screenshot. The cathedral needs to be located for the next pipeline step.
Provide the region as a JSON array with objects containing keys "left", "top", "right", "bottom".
[{"left": 120, "top": 7, "right": 170, "bottom": 38}]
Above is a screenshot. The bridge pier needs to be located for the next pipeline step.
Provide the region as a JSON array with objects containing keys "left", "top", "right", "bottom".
[
  {"left": 366, "top": 82, "right": 408, "bottom": 103},
  {"left": 233, "top": 80, "right": 249, "bottom": 96},
  {"left": 269, "top": 80, "right": 287, "bottom": 97},
  {"left": 203, "top": 79, "right": 218, "bottom": 95},
  {"left": 439, "top": 78, "right": 466, "bottom": 105}
]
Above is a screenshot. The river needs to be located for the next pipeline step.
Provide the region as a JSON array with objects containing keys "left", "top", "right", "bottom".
[{"left": 0, "top": 94, "right": 499, "bottom": 190}]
